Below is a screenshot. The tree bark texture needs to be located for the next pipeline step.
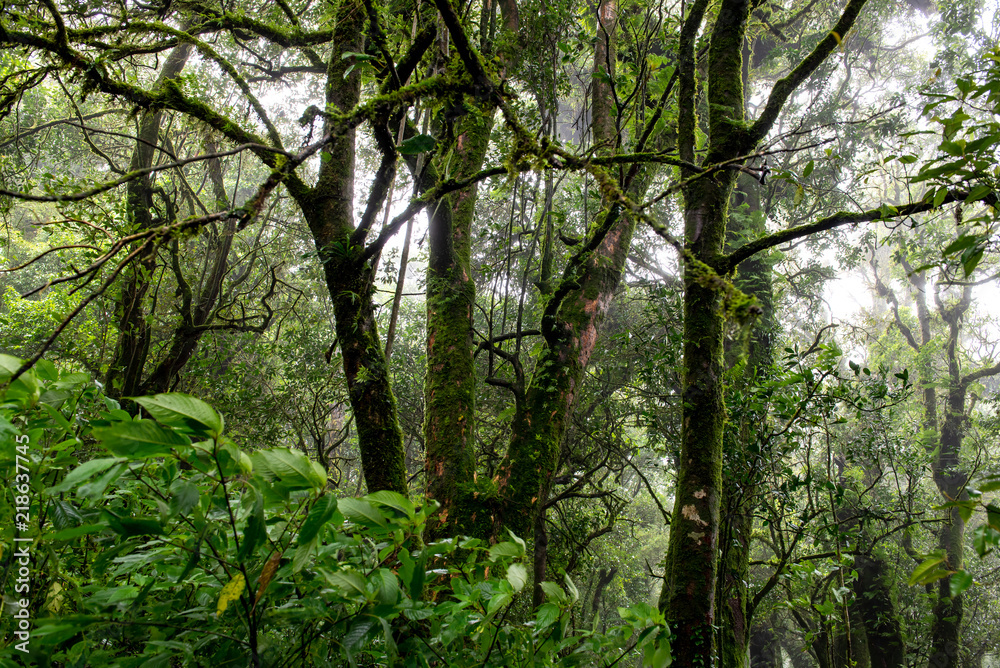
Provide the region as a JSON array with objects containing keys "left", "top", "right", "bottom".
[
  {"left": 424, "top": 109, "right": 495, "bottom": 537},
  {"left": 303, "top": 0, "right": 407, "bottom": 494}
]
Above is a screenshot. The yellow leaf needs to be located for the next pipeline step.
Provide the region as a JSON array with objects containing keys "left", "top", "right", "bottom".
[
  {"left": 831, "top": 31, "right": 841, "bottom": 45},
  {"left": 217, "top": 572, "right": 246, "bottom": 617}
]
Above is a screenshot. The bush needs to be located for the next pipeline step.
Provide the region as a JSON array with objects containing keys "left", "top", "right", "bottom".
[{"left": 0, "top": 356, "right": 671, "bottom": 667}]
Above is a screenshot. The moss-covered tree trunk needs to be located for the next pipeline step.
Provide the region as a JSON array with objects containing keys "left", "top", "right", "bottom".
[
  {"left": 928, "top": 289, "right": 972, "bottom": 668},
  {"left": 853, "top": 553, "right": 906, "bottom": 668},
  {"left": 494, "top": 0, "right": 625, "bottom": 541},
  {"left": 107, "top": 41, "right": 192, "bottom": 399},
  {"left": 424, "top": 109, "right": 494, "bottom": 536},
  {"left": 300, "top": 0, "right": 407, "bottom": 494},
  {"left": 718, "top": 176, "right": 775, "bottom": 668},
  {"left": 659, "top": 0, "right": 869, "bottom": 662}
]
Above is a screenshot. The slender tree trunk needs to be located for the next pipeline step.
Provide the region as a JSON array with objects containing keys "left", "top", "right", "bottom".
[
  {"left": 303, "top": 0, "right": 407, "bottom": 494},
  {"left": 494, "top": 0, "right": 625, "bottom": 540},
  {"left": 107, "top": 41, "right": 192, "bottom": 398},
  {"left": 853, "top": 553, "right": 906, "bottom": 668},
  {"left": 143, "top": 139, "right": 239, "bottom": 394}
]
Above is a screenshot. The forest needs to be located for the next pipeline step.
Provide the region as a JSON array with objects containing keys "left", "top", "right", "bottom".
[{"left": 0, "top": 0, "right": 999, "bottom": 665}]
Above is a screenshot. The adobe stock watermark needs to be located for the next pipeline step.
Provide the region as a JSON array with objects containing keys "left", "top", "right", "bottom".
[{"left": 9, "top": 432, "right": 33, "bottom": 654}]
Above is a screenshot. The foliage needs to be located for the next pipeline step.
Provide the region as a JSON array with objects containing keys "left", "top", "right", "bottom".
[{"left": 0, "top": 357, "right": 670, "bottom": 666}]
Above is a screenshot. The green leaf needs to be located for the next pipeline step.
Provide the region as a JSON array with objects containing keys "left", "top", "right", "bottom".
[
  {"left": 943, "top": 234, "right": 979, "bottom": 255},
  {"left": 338, "top": 498, "right": 386, "bottom": 527},
  {"left": 298, "top": 494, "right": 338, "bottom": 545},
  {"left": 133, "top": 394, "right": 224, "bottom": 436},
  {"left": 238, "top": 489, "right": 266, "bottom": 560},
  {"left": 376, "top": 568, "right": 400, "bottom": 605},
  {"left": 802, "top": 160, "right": 814, "bottom": 178},
  {"left": 933, "top": 186, "right": 949, "bottom": 207},
  {"left": 50, "top": 500, "right": 82, "bottom": 530},
  {"left": 398, "top": 133, "right": 437, "bottom": 155},
  {"left": 506, "top": 562, "right": 527, "bottom": 592},
  {"left": 102, "top": 510, "right": 164, "bottom": 537},
  {"left": 323, "top": 570, "right": 369, "bottom": 598},
  {"left": 251, "top": 448, "right": 327, "bottom": 491},
  {"left": 169, "top": 480, "right": 201, "bottom": 517},
  {"left": 964, "top": 184, "right": 993, "bottom": 202},
  {"left": 962, "top": 248, "right": 983, "bottom": 277},
  {"left": 92, "top": 420, "right": 190, "bottom": 458},
  {"left": 909, "top": 551, "right": 948, "bottom": 586},
  {"left": 489, "top": 541, "right": 523, "bottom": 560},
  {"left": 49, "top": 457, "right": 121, "bottom": 493},
  {"left": 535, "top": 602, "right": 561, "bottom": 628},
  {"left": 487, "top": 589, "right": 512, "bottom": 615},
  {"left": 950, "top": 570, "right": 973, "bottom": 597},
  {"left": 367, "top": 490, "right": 414, "bottom": 519},
  {"left": 540, "top": 581, "right": 567, "bottom": 604},
  {"left": 46, "top": 524, "right": 106, "bottom": 541}
]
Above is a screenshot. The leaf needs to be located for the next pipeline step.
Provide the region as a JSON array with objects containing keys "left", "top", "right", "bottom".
[
  {"left": 46, "top": 524, "right": 106, "bottom": 541},
  {"left": 943, "top": 234, "right": 979, "bottom": 255},
  {"left": 324, "top": 570, "right": 368, "bottom": 598},
  {"left": 298, "top": 494, "right": 338, "bottom": 545},
  {"left": 540, "top": 581, "right": 567, "bottom": 604},
  {"left": 239, "top": 489, "right": 267, "bottom": 561},
  {"left": 102, "top": 510, "right": 164, "bottom": 537},
  {"left": 535, "top": 603, "right": 561, "bottom": 628},
  {"left": 251, "top": 448, "right": 327, "bottom": 491},
  {"left": 376, "top": 568, "right": 399, "bottom": 605},
  {"left": 254, "top": 552, "right": 282, "bottom": 609},
  {"left": 962, "top": 248, "right": 983, "bottom": 277},
  {"left": 367, "top": 490, "right": 414, "bottom": 519},
  {"left": 398, "top": 133, "right": 437, "bottom": 155},
  {"left": 169, "top": 480, "right": 201, "bottom": 517},
  {"left": 216, "top": 572, "right": 246, "bottom": 617},
  {"left": 964, "top": 184, "right": 993, "bottom": 202},
  {"left": 802, "top": 160, "right": 814, "bottom": 178},
  {"left": 92, "top": 420, "right": 190, "bottom": 458},
  {"left": 487, "top": 589, "right": 512, "bottom": 615},
  {"left": 49, "top": 457, "right": 121, "bottom": 493},
  {"left": 338, "top": 498, "right": 386, "bottom": 527},
  {"left": 506, "top": 562, "right": 527, "bottom": 592},
  {"left": 133, "top": 394, "right": 224, "bottom": 436},
  {"left": 50, "top": 500, "right": 83, "bottom": 530},
  {"left": 909, "top": 551, "right": 948, "bottom": 586},
  {"left": 564, "top": 573, "right": 580, "bottom": 603},
  {"left": 793, "top": 184, "right": 804, "bottom": 207},
  {"left": 950, "top": 570, "right": 973, "bottom": 597},
  {"left": 489, "top": 541, "right": 523, "bottom": 560}
]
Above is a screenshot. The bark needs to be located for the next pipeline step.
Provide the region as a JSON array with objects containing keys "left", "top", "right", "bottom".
[
  {"left": 853, "top": 553, "right": 906, "bottom": 668},
  {"left": 424, "top": 109, "right": 494, "bottom": 537},
  {"left": 659, "top": 0, "right": 870, "bottom": 664},
  {"left": 107, "top": 41, "right": 193, "bottom": 398},
  {"left": 493, "top": 0, "right": 627, "bottom": 541},
  {"left": 718, "top": 181, "right": 775, "bottom": 668},
  {"left": 302, "top": 0, "right": 407, "bottom": 494}
]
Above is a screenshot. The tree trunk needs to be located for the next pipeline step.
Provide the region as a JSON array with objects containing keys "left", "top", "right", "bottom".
[
  {"left": 143, "top": 139, "right": 239, "bottom": 394},
  {"left": 303, "top": 0, "right": 407, "bottom": 494},
  {"left": 107, "top": 41, "right": 192, "bottom": 399},
  {"left": 494, "top": 0, "right": 627, "bottom": 541},
  {"left": 424, "top": 110, "right": 494, "bottom": 537},
  {"left": 853, "top": 553, "right": 906, "bottom": 668}
]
